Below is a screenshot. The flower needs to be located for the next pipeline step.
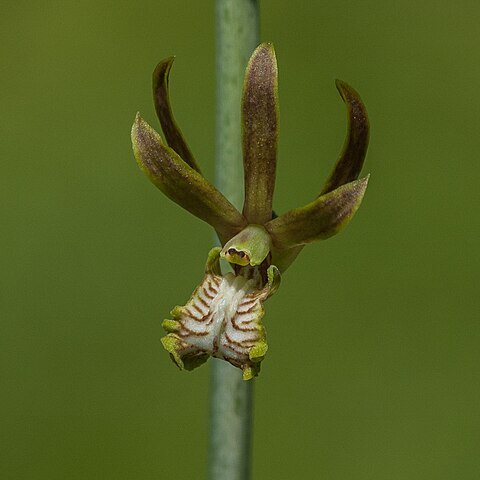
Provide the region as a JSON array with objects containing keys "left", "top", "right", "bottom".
[{"left": 131, "top": 43, "right": 370, "bottom": 379}]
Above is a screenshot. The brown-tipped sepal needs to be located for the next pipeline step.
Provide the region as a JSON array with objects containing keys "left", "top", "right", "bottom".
[
  {"left": 265, "top": 176, "right": 369, "bottom": 249},
  {"left": 152, "top": 57, "right": 201, "bottom": 173},
  {"left": 160, "top": 248, "right": 281, "bottom": 380},
  {"left": 242, "top": 43, "right": 279, "bottom": 225},
  {"left": 321, "top": 80, "right": 369, "bottom": 195},
  {"left": 132, "top": 114, "right": 247, "bottom": 244}
]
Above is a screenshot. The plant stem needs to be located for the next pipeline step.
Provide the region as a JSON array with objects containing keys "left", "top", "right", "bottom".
[
  {"left": 214, "top": 0, "right": 260, "bottom": 213},
  {"left": 208, "top": 1, "right": 259, "bottom": 480}
]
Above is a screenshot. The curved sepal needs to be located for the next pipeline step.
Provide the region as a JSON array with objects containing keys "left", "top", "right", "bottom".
[
  {"left": 220, "top": 224, "right": 272, "bottom": 267},
  {"left": 132, "top": 114, "right": 247, "bottom": 244},
  {"left": 321, "top": 80, "right": 369, "bottom": 195},
  {"left": 153, "top": 57, "right": 201, "bottom": 173},
  {"left": 242, "top": 43, "right": 279, "bottom": 224},
  {"left": 265, "top": 176, "right": 369, "bottom": 249}
]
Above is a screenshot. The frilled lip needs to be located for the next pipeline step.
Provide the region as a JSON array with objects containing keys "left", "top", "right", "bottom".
[
  {"left": 131, "top": 43, "right": 370, "bottom": 271},
  {"left": 161, "top": 247, "right": 281, "bottom": 380}
]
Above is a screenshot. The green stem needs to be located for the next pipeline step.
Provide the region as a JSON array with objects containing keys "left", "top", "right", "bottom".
[{"left": 208, "top": 1, "right": 259, "bottom": 480}]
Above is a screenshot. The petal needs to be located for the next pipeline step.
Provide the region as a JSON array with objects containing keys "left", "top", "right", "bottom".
[
  {"left": 242, "top": 43, "right": 279, "bottom": 224},
  {"left": 321, "top": 80, "right": 369, "bottom": 195},
  {"left": 263, "top": 264, "right": 281, "bottom": 299},
  {"left": 132, "top": 114, "right": 247, "bottom": 244},
  {"left": 265, "top": 176, "right": 369, "bottom": 249},
  {"left": 152, "top": 57, "right": 202, "bottom": 173}
]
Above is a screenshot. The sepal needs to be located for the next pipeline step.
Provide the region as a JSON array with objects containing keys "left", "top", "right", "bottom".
[
  {"left": 321, "top": 80, "right": 369, "bottom": 195},
  {"left": 132, "top": 114, "right": 247, "bottom": 244},
  {"left": 265, "top": 176, "right": 369, "bottom": 249},
  {"left": 153, "top": 57, "right": 201, "bottom": 173},
  {"left": 242, "top": 43, "right": 279, "bottom": 225}
]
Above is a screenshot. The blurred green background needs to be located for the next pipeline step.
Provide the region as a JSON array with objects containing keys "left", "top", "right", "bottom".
[{"left": 2, "top": 1, "right": 479, "bottom": 478}]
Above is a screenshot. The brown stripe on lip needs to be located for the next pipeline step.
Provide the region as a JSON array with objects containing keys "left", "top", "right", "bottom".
[
  {"left": 231, "top": 316, "right": 258, "bottom": 332},
  {"left": 238, "top": 297, "right": 257, "bottom": 307},
  {"left": 224, "top": 332, "right": 256, "bottom": 349},
  {"left": 203, "top": 288, "right": 215, "bottom": 300},
  {"left": 205, "top": 283, "right": 219, "bottom": 296},
  {"left": 184, "top": 307, "right": 201, "bottom": 320},
  {"left": 191, "top": 303, "right": 205, "bottom": 316},
  {"left": 237, "top": 303, "right": 258, "bottom": 314},
  {"left": 221, "top": 342, "right": 244, "bottom": 356},
  {"left": 178, "top": 327, "right": 210, "bottom": 337},
  {"left": 183, "top": 308, "right": 212, "bottom": 323},
  {"left": 197, "top": 296, "right": 209, "bottom": 308}
]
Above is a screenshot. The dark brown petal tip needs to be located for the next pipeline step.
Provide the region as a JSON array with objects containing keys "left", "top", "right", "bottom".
[
  {"left": 132, "top": 114, "right": 247, "bottom": 244},
  {"left": 153, "top": 57, "right": 202, "bottom": 174},
  {"left": 242, "top": 43, "right": 279, "bottom": 224},
  {"left": 320, "top": 80, "right": 369, "bottom": 195}
]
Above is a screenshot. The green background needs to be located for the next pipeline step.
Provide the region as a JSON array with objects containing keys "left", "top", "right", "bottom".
[{"left": 2, "top": 1, "right": 479, "bottom": 478}]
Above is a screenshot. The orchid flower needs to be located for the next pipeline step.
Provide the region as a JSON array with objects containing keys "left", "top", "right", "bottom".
[{"left": 131, "top": 43, "right": 369, "bottom": 379}]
